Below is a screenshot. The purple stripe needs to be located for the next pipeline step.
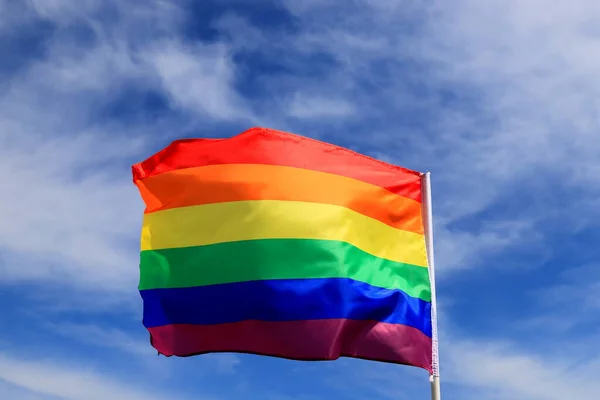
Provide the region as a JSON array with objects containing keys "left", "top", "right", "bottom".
[{"left": 148, "top": 319, "right": 432, "bottom": 373}]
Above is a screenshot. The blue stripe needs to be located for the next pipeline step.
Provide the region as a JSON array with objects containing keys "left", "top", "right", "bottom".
[{"left": 141, "top": 278, "right": 432, "bottom": 337}]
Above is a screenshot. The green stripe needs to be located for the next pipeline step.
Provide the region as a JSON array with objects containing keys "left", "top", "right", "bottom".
[{"left": 139, "top": 239, "right": 431, "bottom": 302}]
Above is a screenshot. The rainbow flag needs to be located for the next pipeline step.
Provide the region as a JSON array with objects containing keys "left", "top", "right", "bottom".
[{"left": 132, "top": 127, "right": 433, "bottom": 373}]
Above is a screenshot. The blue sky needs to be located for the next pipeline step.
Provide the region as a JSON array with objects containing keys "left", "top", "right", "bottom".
[{"left": 1, "top": 1, "right": 600, "bottom": 399}]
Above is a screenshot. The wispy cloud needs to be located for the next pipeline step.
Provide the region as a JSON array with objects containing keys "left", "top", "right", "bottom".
[
  {"left": 2, "top": 1, "right": 600, "bottom": 399},
  {"left": 44, "top": 321, "right": 244, "bottom": 374},
  {"left": 141, "top": 39, "right": 253, "bottom": 121},
  {"left": 522, "top": 263, "right": 600, "bottom": 336},
  {"left": 444, "top": 336, "right": 600, "bottom": 400},
  {"left": 0, "top": 0, "right": 248, "bottom": 296},
  {"left": 46, "top": 322, "right": 152, "bottom": 357},
  {"left": 9, "top": 0, "right": 595, "bottom": 295},
  {"left": 0, "top": 352, "right": 188, "bottom": 400},
  {"left": 286, "top": 94, "right": 355, "bottom": 120},
  {"left": 227, "top": 0, "right": 600, "bottom": 271}
]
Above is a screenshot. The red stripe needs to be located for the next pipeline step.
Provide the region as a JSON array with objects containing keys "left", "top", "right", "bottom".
[
  {"left": 148, "top": 319, "right": 432, "bottom": 373},
  {"left": 132, "top": 127, "right": 422, "bottom": 202}
]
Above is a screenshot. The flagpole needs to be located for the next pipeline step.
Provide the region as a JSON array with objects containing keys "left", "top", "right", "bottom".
[{"left": 422, "top": 172, "right": 441, "bottom": 400}]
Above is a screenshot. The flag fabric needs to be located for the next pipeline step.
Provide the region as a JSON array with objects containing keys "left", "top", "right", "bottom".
[{"left": 132, "top": 127, "right": 433, "bottom": 373}]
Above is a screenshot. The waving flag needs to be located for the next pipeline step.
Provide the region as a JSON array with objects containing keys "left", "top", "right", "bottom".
[{"left": 132, "top": 127, "right": 434, "bottom": 373}]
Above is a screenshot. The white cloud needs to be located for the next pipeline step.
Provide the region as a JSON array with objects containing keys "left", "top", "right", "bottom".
[
  {"left": 0, "top": 380, "right": 50, "bottom": 400},
  {"left": 0, "top": 131, "right": 143, "bottom": 292},
  {"left": 46, "top": 322, "right": 153, "bottom": 357},
  {"left": 141, "top": 40, "right": 252, "bottom": 121},
  {"left": 433, "top": 220, "right": 535, "bottom": 273},
  {"left": 211, "top": 354, "right": 242, "bottom": 374},
  {"left": 0, "top": 0, "right": 249, "bottom": 296},
  {"left": 420, "top": 0, "right": 600, "bottom": 181},
  {"left": 25, "top": 0, "right": 102, "bottom": 24},
  {"left": 287, "top": 94, "right": 355, "bottom": 119},
  {"left": 41, "top": 321, "right": 243, "bottom": 375},
  {"left": 2, "top": 2, "right": 600, "bottom": 399},
  {"left": 0, "top": 353, "right": 186, "bottom": 400},
  {"left": 520, "top": 263, "right": 600, "bottom": 335},
  {"left": 263, "top": 0, "right": 600, "bottom": 271},
  {"left": 444, "top": 336, "right": 600, "bottom": 400},
  {"left": 3, "top": 0, "right": 598, "bottom": 295}
]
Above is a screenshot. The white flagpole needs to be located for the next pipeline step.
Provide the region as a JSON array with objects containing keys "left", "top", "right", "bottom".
[{"left": 422, "top": 172, "right": 441, "bottom": 400}]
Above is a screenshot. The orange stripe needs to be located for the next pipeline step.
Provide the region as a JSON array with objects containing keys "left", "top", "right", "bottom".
[
  {"left": 132, "top": 127, "right": 422, "bottom": 203},
  {"left": 136, "top": 164, "right": 423, "bottom": 234}
]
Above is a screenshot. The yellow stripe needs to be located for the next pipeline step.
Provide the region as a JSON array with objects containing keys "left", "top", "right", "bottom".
[
  {"left": 141, "top": 200, "right": 428, "bottom": 267},
  {"left": 136, "top": 163, "right": 423, "bottom": 234}
]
